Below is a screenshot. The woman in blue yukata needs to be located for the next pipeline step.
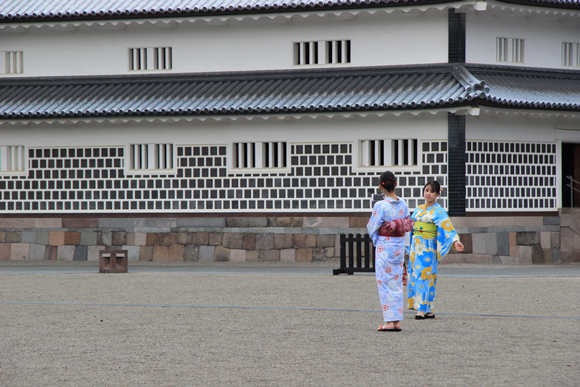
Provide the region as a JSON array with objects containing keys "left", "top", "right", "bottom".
[
  {"left": 407, "top": 180, "right": 464, "bottom": 319},
  {"left": 367, "top": 171, "right": 413, "bottom": 332}
]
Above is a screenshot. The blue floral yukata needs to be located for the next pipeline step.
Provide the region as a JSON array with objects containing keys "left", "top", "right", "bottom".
[
  {"left": 407, "top": 203, "right": 459, "bottom": 313},
  {"left": 367, "top": 197, "right": 410, "bottom": 322}
]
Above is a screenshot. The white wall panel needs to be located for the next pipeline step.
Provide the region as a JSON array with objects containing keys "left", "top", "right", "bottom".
[{"left": 0, "top": 11, "right": 448, "bottom": 78}]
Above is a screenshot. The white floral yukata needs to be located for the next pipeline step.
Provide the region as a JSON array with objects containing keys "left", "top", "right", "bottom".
[{"left": 367, "top": 197, "right": 410, "bottom": 322}]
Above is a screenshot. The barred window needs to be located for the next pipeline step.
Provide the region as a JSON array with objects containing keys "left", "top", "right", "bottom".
[
  {"left": 359, "top": 139, "right": 418, "bottom": 167},
  {"left": 233, "top": 142, "right": 287, "bottom": 169},
  {"left": 497, "top": 38, "right": 524, "bottom": 63},
  {"left": 129, "top": 47, "right": 172, "bottom": 71},
  {"left": 1, "top": 51, "right": 23, "bottom": 74},
  {"left": 129, "top": 144, "right": 174, "bottom": 172},
  {"left": 294, "top": 40, "right": 351, "bottom": 66},
  {"left": 0, "top": 145, "right": 25, "bottom": 173}
]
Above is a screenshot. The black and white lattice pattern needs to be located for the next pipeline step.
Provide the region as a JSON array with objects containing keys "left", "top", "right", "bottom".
[
  {"left": 465, "top": 141, "right": 557, "bottom": 211},
  {"left": 0, "top": 141, "right": 448, "bottom": 213}
]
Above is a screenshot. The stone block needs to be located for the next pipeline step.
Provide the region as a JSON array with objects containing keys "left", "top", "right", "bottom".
[
  {"left": 49, "top": 232, "right": 65, "bottom": 246},
  {"left": 516, "top": 232, "right": 540, "bottom": 246},
  {"left": 80, "top": 232, "right": 97, "bottom": 246},
  {"left": 192, "top": 232, "right": 209, "bottom": 245},
  {"left": 168, "top": 245, "right": 185, "bottom": 262},
  {"left": 492, "top": 255, "right": 502, "bottom": 264},
  {"left": 531, "top": 245, "right": 544, "bottom": 264},
  {"left": 0, "top": 232, "right": 5, "bottom": 243},
  {"left": 64, "top": 232, "right": 81, "bottom": 245},
  {"left": 570, "top": 219, "right": 580, "bottom": 235},
  {"left": 153, "top": 246, "right": 169, "bottom": 262},
  {"left": 509, "top": 232, "right": 516, "bottom": 246},
  {"left": 268, "top": 217, "right": 303, "bottom": 228},
  {"left": 134, "top": 218, "right": 176, "bottom": 228},
  {"left": 89, "top": 247, "right": 107, "bottom": 264},
  {"left": 305, "top": 217, "right": 349, "bottom": 228},
  {"left": 496, "top": 233, "right": 510, "bottom": 256},
  {"left": 349, "top": 217, "right": 369, "bottom": 228},
  {"left": 139, "top": 246, "right": 153, "bottom": 262},
  {"left": 550, "top": 232, "right": 560, "bottom": 249},
  {"left": 561, "top": 227, "right": 577, "bottom": 240},
  {"left": 0, "top": 219, "right": 34, "bottom": 228},
  {"left": 485, "top": 233, "right": 498, "bottom": 256},
  {"left": 226, "top": 217, "right": 268, "bottom": 228},
  {"left": 543, "top": 216, "right": 560, "bottom": 226},
  {"left": 199, "top": 246, "right": 215, "bottom": 261},
  {"left": 273, "top": 234, "right": 293, "bottom": 249},
  {"left": 246, "top": 250, "right": 260, "bottom": 262},
  {"left": 561, "top": 237, "right": 574, "bottom": 252},
  {"left": 146, "top": 233, "right": 160, "bottom": 246},
  {"left": 499, "top": 256, "right": 519, "bottom": 265},
  {"left": 559, "top": 214, "right": 573, "bottom": 227},
  {"left": 242, "top": 234, "right": 256, "bottom": 250},
  {"left": 471, "top": 233, "right": 486, "bottom": 254},
  {"left": 294, "top": 234, "right": 317, "bottom": 248},
  {"left": 515, "top": 217, "right": 543, "bottom": 227},
  {"left": 99, "top": 218, "right": 134, "bottom": 228},
  {"left": 560, "top": 250, "right": 570, "bottom": 264},
  {"left": 208, "top": 233, "right": 223, "bottom": 246},
  {"left": 312, "top": 248, "right": 327, "bottom": 262},
  {"left": 570, "top": 251, "right": 580, "bottom": 263},
  {"left": 29, "top": 244, "right": 45, "bottom": 260},
  {"left": 256, "top": 234, "right": 274, "bottom": 250},
  {"left": 57, "top": 245, "right": 75, "bottom": 261},
  {"left": 280, "top": 249, "right": 296, "bottom": 262},
  {"left": 540, "top": 232, "right": 551, "bottom": 249},
  {"left": 519, "top": 246, "right": 532, "bottom": 265},
  {"left": 20, "top": 231, "right": 37, "bottom": 244},
  {"left": 159, "top": 233, "right": 178, "bottom": 246},
  {"left": 177, "top": 217, "right": 225, "bottom": 228},
  {"left": 36, "top": 218, "right": 62, "bottom": 228},
  {"left": 73, "top": 245, "right": 88, "bottom": 261},
  {"left": 177, "top": 232, "right": 190, "bottom": 245},
  {"left": 441, "top": 254, "right": 464, "bottom": 264},
  {"left": 259, "top": 249, "right": 280, "bottom": 262},
  {"left": 10, "top": 243, "right": 29, "bottom": 260},
  {"left": 36, "top": 232, "right": 49, "bottom": 245},
  {"left": 98, "top": 232, "right": 112, "bottom": 246},
  {"left": 326, "top": 247, "right": 336, "bottom": 258},
  {"left": 62, "top": 218, "right": 98, "bottom": 228},
  {"left": 223, "top": 233, "right": 244, "bottom": 249},
  {"left": 213, "top": 246, "right": 230, "bottom": 262},
  {"left": 575, "top": 234, "right": 580, "bottom": 250},
  {"left": 184, "top": 245, "right": 199, "bottom": 261},
  {"left": 230, "top": 249, "right": 246, "bottom": 262},
  {"left": 44, "top": 246, "right": 57, "bottom": 261},
  {"left": 553, "top": 248, "right": 561, "bottom": 264},
  {"left": 121, "top": 246, "right": 140, "bottom": 262},
  {"left": 111, "top": 232, "right": 127, "bottom": 246},
  {"left": 317, "top": 234, "right": 336, "bottom": 248},
  {"left": 6, "top": 231, "right": 22, "bottom": 243},
  {"left": 543, "top": 249, "right": 554, "bottom": 264},
  {"left": 296, "top": 248, "right": 312, "bottom": 262},
  {"left": 510, "top": 245, "right": 519, "bottom": 257}
]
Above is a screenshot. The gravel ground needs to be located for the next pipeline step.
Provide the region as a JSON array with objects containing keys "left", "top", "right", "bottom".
[{"left": 1, "top": 262, "right": 579, "bottom": 386}]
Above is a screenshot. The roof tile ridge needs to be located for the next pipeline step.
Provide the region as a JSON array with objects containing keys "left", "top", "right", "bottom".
[{"left": 451, "top": 65, "right": 489, "bottom": 97}]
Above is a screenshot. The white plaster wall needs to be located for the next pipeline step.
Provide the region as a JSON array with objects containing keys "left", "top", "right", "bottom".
[
  {"left": 466, "top": 112, "right": 580, "bottom": 142},
  {"left": 0, "top": 112, "right": 448, "bottom": 147},
  {"left": 0, "top": 11, "right": 448, "bottom": 78},
  {"left": 466, "top": 12, "right": 580, "bottom": 69}
]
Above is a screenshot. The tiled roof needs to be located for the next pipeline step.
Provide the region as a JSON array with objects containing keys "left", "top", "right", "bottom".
[
  {"left": 469, "top": 66, "right": 580, "bottom": 110},
  {"left": 1, "top": 0, "right": 578, "bottom": 23},
  {"left": 0, "top": 65, "right": 578, "bottom": 121}
]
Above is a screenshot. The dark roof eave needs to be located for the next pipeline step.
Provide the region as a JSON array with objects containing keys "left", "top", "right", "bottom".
[{"left": 0, "top": 0, "right": 459, "bottom": 25}]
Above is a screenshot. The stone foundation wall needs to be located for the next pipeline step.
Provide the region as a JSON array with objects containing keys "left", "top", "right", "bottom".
[{"left": 1, "top": 212, "right": 579, "bottom": 264}]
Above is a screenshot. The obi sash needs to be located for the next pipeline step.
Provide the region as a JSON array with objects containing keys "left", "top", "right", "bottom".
[
  {"left": 413, "top": 221, "right": 437, "bottom": 239},
  {"left": 379, "top": 218, "right": 414, "bottom": 237}
]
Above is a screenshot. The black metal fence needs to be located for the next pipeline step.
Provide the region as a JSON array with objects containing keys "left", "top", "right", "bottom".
[{"left": 333, "top": 233, "right": 375, "bottom": 275}]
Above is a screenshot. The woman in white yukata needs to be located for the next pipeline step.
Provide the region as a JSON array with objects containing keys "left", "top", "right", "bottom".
[{"left": 367, "top": 171, "right": 413, "bottom": 332}]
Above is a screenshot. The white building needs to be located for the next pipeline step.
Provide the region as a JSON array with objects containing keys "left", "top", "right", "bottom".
[{"left": 0, "top": 0, "right": 579, "bottom": 263}]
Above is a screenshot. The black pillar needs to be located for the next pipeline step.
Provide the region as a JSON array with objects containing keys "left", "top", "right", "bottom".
[
  {"left": 448, "top": 9, "right": 466, "bottom": 63},
  {"left": 448, "top": 113, "right": 466, "bottom": 216}
]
